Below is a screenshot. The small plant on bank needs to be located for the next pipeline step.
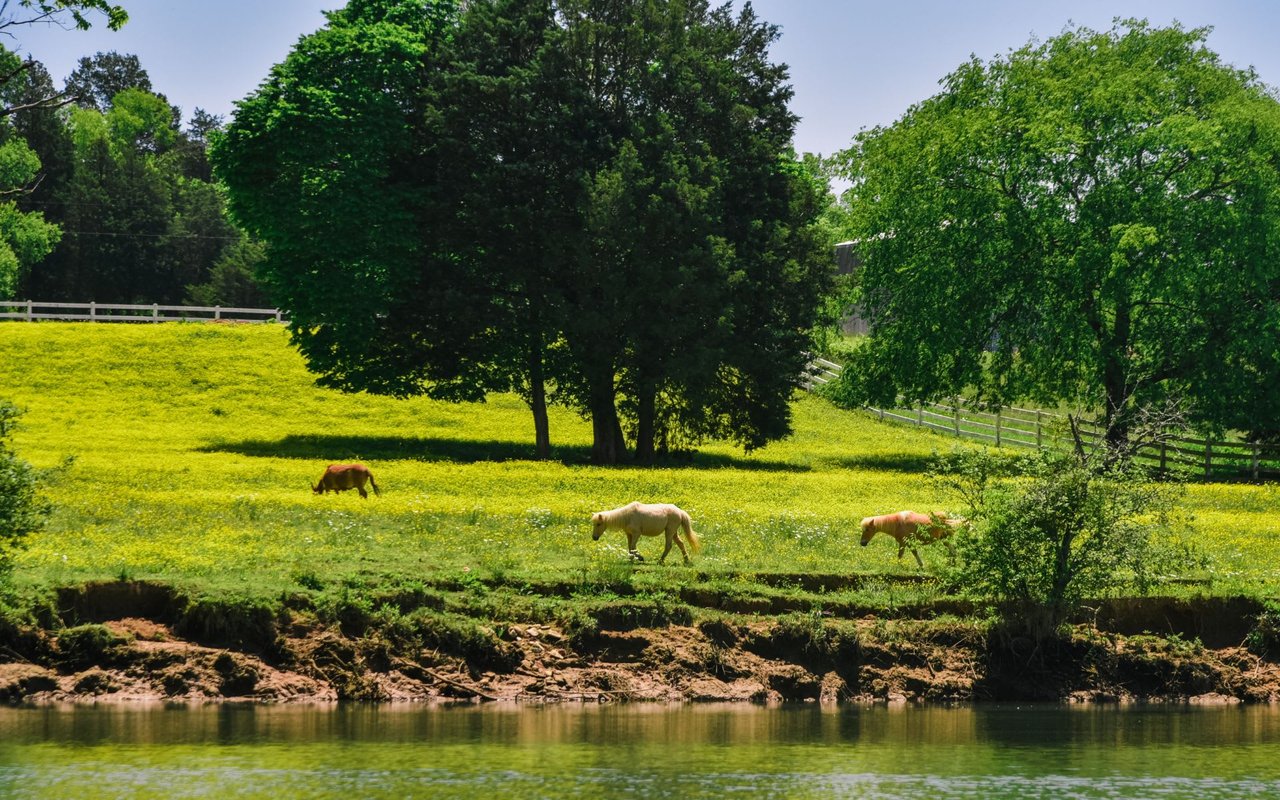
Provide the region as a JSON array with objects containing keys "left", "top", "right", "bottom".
[
  {"left": 0, "top": 402, "right": 53, "bottom": 580},
  {"left": 1246, "top": 605, "right": 1280, "bottom": 661},
  {"left": 938, "top": 447, "right": 1195, "bottom": 640}
]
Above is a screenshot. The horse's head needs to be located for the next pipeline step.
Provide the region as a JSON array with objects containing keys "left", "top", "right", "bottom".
[
  {"left": 591, "top": 512, "right": 606, "bottom": 540},
  {"left": 312, "top": 481, "right": 322, "bottom": 494},
  {"left": 859, "top": 517, "right": 875, "bottom": 546}
]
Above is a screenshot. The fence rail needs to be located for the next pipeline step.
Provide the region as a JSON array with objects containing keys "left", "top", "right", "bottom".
[
  {"left": 0, "top": 300, "right": 285, "bottom": 324},
  {"left": 804, "top": 356, "right": 1280, "bottom": 481}
]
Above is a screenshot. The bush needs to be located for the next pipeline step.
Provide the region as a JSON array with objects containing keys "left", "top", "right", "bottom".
[
  {"left": 0, "top": 402, "right": 51, "bottom": 578},
  {"left": 944, "top": 448, "right": 1194, "bottom": 639}
]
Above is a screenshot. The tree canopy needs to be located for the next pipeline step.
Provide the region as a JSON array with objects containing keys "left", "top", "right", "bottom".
[
  {"left": 214, "top": 0, "right": 831, "bottom": 463},
  {"left": 831, "top": 20, "right": 1280, "bottom": 444}
]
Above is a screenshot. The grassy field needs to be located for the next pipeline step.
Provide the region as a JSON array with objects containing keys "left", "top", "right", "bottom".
[{"left": 0, "top": 322, "right": 1277, "bottom": 608}]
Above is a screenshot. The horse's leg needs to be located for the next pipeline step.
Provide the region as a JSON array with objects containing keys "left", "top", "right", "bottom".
[
  {"left": 627, "top": 531, "right": 644, "bottom": 561},
  {"left": 673, "top": 531, "right": 690, "bottom": 564},
  {"left": 659, "top": 531, "right": 674, "bottom": 565},
  {"left": 944, "top": 539, "right": 957, "bottom": 561},
  {"left": 911, "top": 547, "right": 925, "bottom": 569},
  {"left": 357, "top": 485, "right": 368, "bottom": 499},
  {"left": 896, "top": 539, "right": 906, "bottom": 560},
  {"left": 665, "top": 520, "right": 690, "bottom": 564}
]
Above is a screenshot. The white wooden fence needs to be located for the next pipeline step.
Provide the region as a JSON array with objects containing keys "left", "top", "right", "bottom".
[
  {"left": 805, "top": 356, "right": 1280, "bottom": 481},
  {"left": 0, "top": 300, "right": 284, "bottom": 324}
]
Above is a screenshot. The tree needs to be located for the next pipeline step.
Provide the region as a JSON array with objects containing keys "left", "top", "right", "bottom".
[
  {"left": 215, "top": 0, "right": 831, "bottom": 464},
  {"left": 0, "top": 46, "right": 61, "bottom": 296},
  {"left": 0, "top": 2, "right": 128, "bottom": 298},
  {"left": 185, "top": 236, "right": 268, "bottom": 308},
  {"left": 831, "top": 20, "right": 1280, "bottom": 447},
  {"left": 0, "top": 1, "right": 126, "bottom": 34},
  {"left": 20, "top": 85, "right": 238, "bottom": 303},
  {"left": 64, "top": 50, "right": 151, "bottom": 110}
]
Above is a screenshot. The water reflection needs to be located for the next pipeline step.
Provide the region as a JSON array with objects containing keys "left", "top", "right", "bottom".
[{"left": 0, "top": 704, "right": 1278, "bottom": 799}]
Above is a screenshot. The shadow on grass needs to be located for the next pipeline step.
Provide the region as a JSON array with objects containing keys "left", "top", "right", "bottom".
[
  {"left": 199, "top": 434, "right": 809, "bottom": 472},
  {"left": 829, "top": 453, "right": 938, "bottom": 474}
]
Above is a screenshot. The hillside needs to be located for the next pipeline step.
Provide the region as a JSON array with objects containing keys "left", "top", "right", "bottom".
[{"left": 0, "top": 322, "right": 1278, "bottom": 705}]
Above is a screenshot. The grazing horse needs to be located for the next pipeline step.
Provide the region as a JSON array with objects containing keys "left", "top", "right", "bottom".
[
  {"left": 312, "top": 464, "right": 380, "bottom": 498},
  {"left": 859, "top": 510, "right": 965, "bottom": 567},
  {"left": 591, "top": 502, "right": 701, "bottom": 564}
]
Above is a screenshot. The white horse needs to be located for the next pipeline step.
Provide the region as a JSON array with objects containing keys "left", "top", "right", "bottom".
[{"left": 591, "top": 502, "right": 701, "bottom": 564}]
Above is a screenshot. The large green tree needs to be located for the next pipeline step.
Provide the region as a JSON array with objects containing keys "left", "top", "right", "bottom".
[
  {"left": 214, "top": 0, "right": 830, "bottom": 464},
  {"left": 832, "top": 20, "right": 1280, "bottom": 446}
]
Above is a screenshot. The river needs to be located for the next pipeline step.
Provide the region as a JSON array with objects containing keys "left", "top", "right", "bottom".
[{"left": 1, "top": 703, "right": 1278, "bottom": 799}]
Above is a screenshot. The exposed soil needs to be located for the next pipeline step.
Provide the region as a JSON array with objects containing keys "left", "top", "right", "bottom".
[{"left": 2, "top": 583, "right": 1279, "bottom": 706}]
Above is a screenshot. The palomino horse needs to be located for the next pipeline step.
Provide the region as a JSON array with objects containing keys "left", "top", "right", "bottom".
[
  {"left": 591, "top": 502, "right": 701, "bottom": 564},
  {"left": 312, "top": 464, "right": 381, "bottom": 498},
  {"left": 859, "top": 510, "right": 966, "bottom": 567}
]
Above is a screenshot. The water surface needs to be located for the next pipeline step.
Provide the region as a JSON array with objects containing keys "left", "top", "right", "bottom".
[{"left": 1, "top": 703, "right": 1278, "bottom": 799}]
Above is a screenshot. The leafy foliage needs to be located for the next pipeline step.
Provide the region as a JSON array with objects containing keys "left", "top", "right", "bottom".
[
  {"left": 832, "top": 20, "right": 1280, "bottom": 445},
  {"left": 939, "top": 447, "right": 1196, "bottom": 638},
  {"left": 0, "top": 46, "right": 61, "bottom": 297},
  {"left": 0, "top": 401, "right": 51, "bottom": 578},
  {"left": 213, "top": 0, "right": 832, "bottom": 463}
]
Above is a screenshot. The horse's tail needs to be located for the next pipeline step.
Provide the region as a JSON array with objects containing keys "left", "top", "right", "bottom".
[
  {"left": 369, "top": 471, "right": 381, "bottom": 497},
  {"left": 681, "top": 513, "right": 701, "bottom": 553}
]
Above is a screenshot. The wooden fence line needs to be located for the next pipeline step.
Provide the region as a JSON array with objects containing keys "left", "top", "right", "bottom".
[
  {"left": 0, "top": 300, "right": 285, "bottom": 324},
  {"left": 804, "top": 356, "right": 1280, "bottom": 481}
]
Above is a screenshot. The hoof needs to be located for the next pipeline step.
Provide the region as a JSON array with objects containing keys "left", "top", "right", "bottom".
[{"left": 629, "top": 551, "right": 645, "bottom": 562}]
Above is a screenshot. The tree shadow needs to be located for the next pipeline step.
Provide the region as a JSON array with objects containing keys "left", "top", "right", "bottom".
[
  {"left": 829, "top": 453, "right": 938, "bottom": 474},
  {"left": 198, "top": 434, "right": 809, "bottom": 472}
]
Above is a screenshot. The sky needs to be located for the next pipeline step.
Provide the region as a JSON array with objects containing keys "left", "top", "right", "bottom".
[{"left": 8, "top": 0, "right": 1280, "bottom": 160}]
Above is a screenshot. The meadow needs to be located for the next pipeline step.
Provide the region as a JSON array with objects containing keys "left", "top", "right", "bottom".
[{"left": 0, "top": 322, "right": 1277, "bottom": 612}]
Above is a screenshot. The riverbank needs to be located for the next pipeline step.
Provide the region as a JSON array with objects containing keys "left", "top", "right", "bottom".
[{"left": 3, "top": 581, "right": 1278, "bottom": 705}]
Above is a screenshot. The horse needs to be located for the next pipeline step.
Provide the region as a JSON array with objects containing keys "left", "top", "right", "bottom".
[
  {"left": 312, "top": 464, "right": 381, "bottom": 498},
  {"left": 591, "top": 502, "right": 701, "bottom": 564},
  {"left": 859, "top": 510, "right": 966, "bottom": 567}
]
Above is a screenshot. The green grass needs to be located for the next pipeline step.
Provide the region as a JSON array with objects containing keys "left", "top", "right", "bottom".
[{"left": 1, "top": 322, "right": 1277, "bottom": 605}]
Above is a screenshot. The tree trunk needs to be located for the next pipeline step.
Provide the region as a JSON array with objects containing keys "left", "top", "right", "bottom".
[
  {"left": 634, "top": 380, "right": 656, "bottom": 464},
  {"left": 527, "top": 333, "right": 551, "bottom": 460},
  {"left": 590, "top": 372, "right": 624, "bottom": 464},
  {"left": 1103, "top": 358, "right": 1131, "bottom": 456}
]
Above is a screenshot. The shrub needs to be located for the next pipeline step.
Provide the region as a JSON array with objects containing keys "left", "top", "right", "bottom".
[
  {"left": 55, "top": 624, "right": 130, "bottom": 669},
  {"left": 1246, "top": 607, "right": 1280, "bottom": 661},
  {"left": 946, "top": 449, "right": 1194, "bottom": 639},
  {"left": 0, "top": 402, "right": 52, "bottom": 578}
]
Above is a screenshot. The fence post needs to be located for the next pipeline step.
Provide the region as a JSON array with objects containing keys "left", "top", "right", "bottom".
[
  {"left": 1204, "top": 441, "right": 1212, "bottom": 479},
  {"left": 89, "top": 301, "right": 96, "bottom": 321},
  {"left": 25, "top": 299, "right": 32, "bottom": 321},
  {"left": 1035, "top": 410, "right": 1042, "bottom": 448},
  {"left": 917, "top": 405, "right": 923, "bottom": 426},
  {"left": 151, "top": 303, "right": 159, "bottom": 321},
  {"left": 1159, "top": 442, "right": 1167, "bottom": 476},
  {"left": 215, "top": 305, "right": 221, "bottom": 321},
  {"left": 995, "top": 409, "right": 1002, "bottom": 447},
  {"left": 1252, "top": 445, "right": 1261, "bottom": 481},
  {"left": 954, "top": 402, "right": 960, "bottom": 437}
]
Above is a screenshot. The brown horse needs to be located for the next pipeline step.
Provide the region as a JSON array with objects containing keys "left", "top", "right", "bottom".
[
  {"left": 859, "top": 510, "right": 965, "bottom": 567},
  {"left": 312, "top": 464, "right": 380, "bottom": 498}
]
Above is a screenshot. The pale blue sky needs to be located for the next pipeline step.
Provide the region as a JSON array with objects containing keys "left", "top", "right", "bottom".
[{"left": 9, "top": 0, "right": 1280, "bottom": 159}]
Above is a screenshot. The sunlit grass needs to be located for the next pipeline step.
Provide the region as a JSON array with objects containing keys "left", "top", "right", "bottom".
[{"left": 0, "top": 321, "right": 1276, "bottom": 601}]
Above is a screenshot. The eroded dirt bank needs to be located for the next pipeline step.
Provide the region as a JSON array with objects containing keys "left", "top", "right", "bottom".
[{"left": 2, "top": 582, "right": 1278, "bottom": 706}]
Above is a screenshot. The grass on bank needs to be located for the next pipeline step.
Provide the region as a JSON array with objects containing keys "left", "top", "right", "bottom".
[{"left": 0, "top": 322, "right": 1277, "bottom": 613}]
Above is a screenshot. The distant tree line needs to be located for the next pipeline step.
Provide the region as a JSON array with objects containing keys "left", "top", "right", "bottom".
[{"left": 1, "top": 46, "right": 267, "bottom": 306}]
